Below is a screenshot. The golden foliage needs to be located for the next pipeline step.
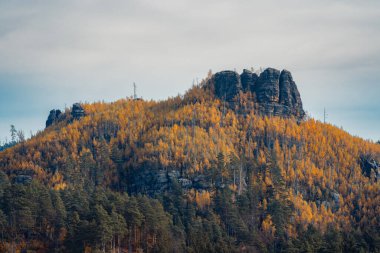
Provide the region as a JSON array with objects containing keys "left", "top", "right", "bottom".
[{"left": 1, "top": 87, "right": 379, "bottom": 237}]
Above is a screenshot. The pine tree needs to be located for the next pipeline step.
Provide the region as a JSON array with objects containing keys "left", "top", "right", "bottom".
[
  {"left": 10, "top": 125, "right": 17, "bottom": 143},
  {"left": 0, "top": 209, "right": 7, "bottom": 242},
  {"left": 110, "top": 209, "right": 127, "bottom": 252},
  {"left": 93, "top": 205, "right": 113, "bottom": 252},
  {"left": 36, "top": 185, "right": 55, "bottom": 233},
  {"left": 124, "top": 197, "right": 143, "bottom": 252},
  {"left": 79, "top": 150, "right": 96, "bottom": 188},
  {"left": 51, "top": 190, "right": 67, "bottom": 247}
]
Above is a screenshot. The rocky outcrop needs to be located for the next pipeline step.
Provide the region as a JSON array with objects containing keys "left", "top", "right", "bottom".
[
  {"left": 256, "top": 68, "right": 281, "bottom": 103},
  {"left": 45, "top": 103, "right": 86, "bottom": 128},
  {"left": 46, "top": 109, "right": 62, "bottom": 127},
  {"left": 128, "top": 165, "right": 216, "bottom": 195},
  {"left": 208, "top": 67, "right": 305, "bottom": 120},
  {"left": 71, "top": 103, "right": 85, "bottom": 120},
  {"left": 240, "top": 69, "right": 258, "bottom": 93},
  {"left": 212, "top": 71, "right": 242, "bottom": 101},
  {"left": 256, "top": 69, "right": 304, "bottom": 118},
  {"left": 14, "top": 175, "right": 32, "bottom": 185},
  {"left": 359, "top": 154, "right": 380, "bottom": 181},
  {"left": 279, "top": 70, "right": 304, "bottom": 117}
]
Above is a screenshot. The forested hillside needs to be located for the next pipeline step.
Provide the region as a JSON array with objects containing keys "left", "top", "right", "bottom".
[{"left": 0, "top": 71, "right": 379, "bottom": 252}]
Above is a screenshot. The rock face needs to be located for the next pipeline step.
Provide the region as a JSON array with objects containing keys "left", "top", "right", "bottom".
[
  {"left": 46, "top": 109, "right": 62, "bottom": 127},
  {"left": 208, "top": 67, "right": 305, "bottom": 119},
  {"left": 360, "top": 154, "right": 380, "bottom": 181},
  {"left": 212, "top": 71, "right": 242, "bottom": 101},
  {"left": 279, "top": 70, "right": 303, "bottom": 112},
  {"left": 14, "top": 175, "right": 32, "bottom": 185},
  {"left": 256, "top": 68, "right": 281, "bottom": 103},
  {"left": 240, "top": 69, "right": 258, "bottom": 93},
  {"left": 45, "top": 103, "right": 86, "bottom": 128},
  {"left": 71, "top": 103, "right": 85, "bottom": 120}
]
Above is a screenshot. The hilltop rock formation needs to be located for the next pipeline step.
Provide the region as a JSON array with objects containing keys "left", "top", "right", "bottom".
[
  {"left": 240, "top": 69, "right": 258, "bottom": 93},
  {"left": 71, "top": 103, "right": 85, "bottom": 120},
  {"left": 213, "top": 71, "right": 242, "bottom": 101},
  {"left": 45, "top": 103, "right": 86, "bottom": 128},
  {"left": 208, "top": 67, "right": 305, "bottom": 119},
  {"left": 46, "top": 109, "right": 62, "bottom": 127},
  {"left": 256, "top": 68, "right": 281, "bottom": 103},
  {"left": 280, "top": 70, "right": 303, "bottom": 107}
]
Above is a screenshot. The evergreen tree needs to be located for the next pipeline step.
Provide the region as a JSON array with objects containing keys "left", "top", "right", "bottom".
[
  {"left": 293, "top": 225, "right": 324, "bottom": 252},
  {"left": 0, "top": 209, "right": 7, "bottom": 242},
  {"left": 51, "top": 190, "right": 67, "bottom": 250},
  {"left": 36, "top": 185, "right": 55, "bottom": 233},
  {"left": 79, "top": 150, "right": 96, "bottom": 188},
  {"left": 10, "top": 125, "right": 17, "bottom": 143},
  {"left": 93, "top": 204, "right": 113, "bottom": 252},
  {"left": 321, "top": 227, "right": 343, "bottom": 253}
]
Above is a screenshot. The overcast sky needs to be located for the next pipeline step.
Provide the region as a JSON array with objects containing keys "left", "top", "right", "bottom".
[{"left": 0, "top": 0, "right": 379, "bottom": 143}]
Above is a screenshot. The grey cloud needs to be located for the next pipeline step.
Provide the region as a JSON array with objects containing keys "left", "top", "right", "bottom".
[{"left": 0, "top": 0, "right": 379, "bottom": 141}]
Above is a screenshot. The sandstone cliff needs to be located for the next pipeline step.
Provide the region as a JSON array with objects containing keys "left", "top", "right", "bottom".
[
  {"left": 45, "top": 103, "right": 85, "bottom": 128},
  {"left": 208, "top": 68, "right": 305, "bottom": 119}
]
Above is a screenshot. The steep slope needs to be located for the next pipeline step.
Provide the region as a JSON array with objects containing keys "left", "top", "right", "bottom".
[{"left": 0, "top": 69, "right": 379, "bottom": 252}]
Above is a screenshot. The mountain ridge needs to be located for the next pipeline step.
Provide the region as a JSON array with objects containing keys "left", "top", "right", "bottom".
[
  {"left": 0, "top": 69, "right": 379, "bottom": 252},
  {"left": 45, "top": 67, "right": 305, "bottom": 129}
]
